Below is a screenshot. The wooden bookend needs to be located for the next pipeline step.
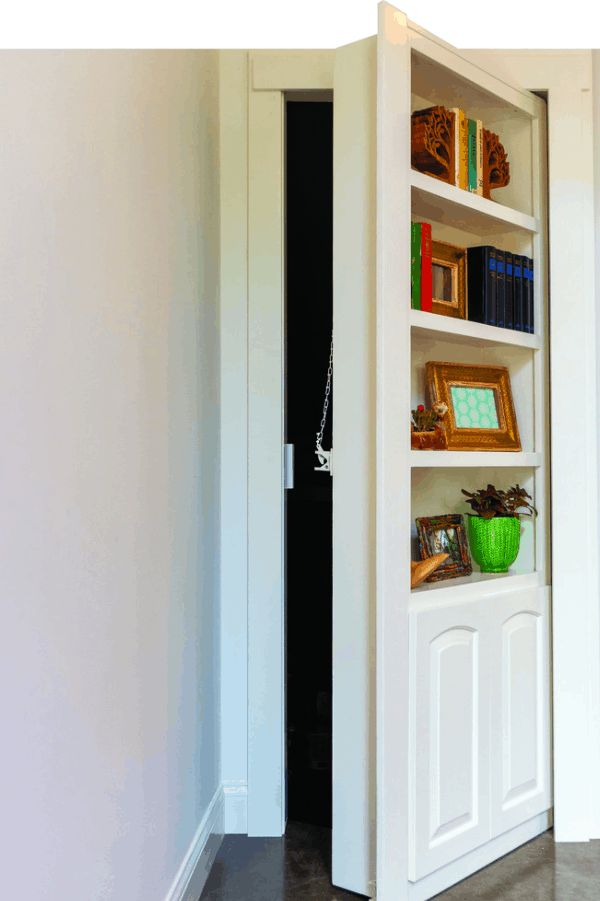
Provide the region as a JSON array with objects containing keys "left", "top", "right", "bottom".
[
  {"left": 411, "top": 106, "right": 455, "bottom": 185},
  {"left": 483, "top": 129, "right": 510, "bottom": 199}
]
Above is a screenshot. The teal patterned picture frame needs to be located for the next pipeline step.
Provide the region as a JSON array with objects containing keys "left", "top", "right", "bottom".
[{"left": 426, "top": 360, "right": 521, "bottom": 451}]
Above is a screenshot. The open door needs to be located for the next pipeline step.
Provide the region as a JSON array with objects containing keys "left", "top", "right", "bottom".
[{"left": 332, "top": 5, "right": 552, "bottom": 900}]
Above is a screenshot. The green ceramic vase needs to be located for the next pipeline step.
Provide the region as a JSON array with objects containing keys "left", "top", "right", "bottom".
[{"left": 466, "top": 515, "right": 521, "bottom": 574}]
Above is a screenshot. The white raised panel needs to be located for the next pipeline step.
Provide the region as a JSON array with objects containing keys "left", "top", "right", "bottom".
[
  {"left": 429, "top": 629, "right": 479, "bottom": 844},
  {"left": 490, "top": 588, "right": 551, "bottom": 836},
  {"left": 410, "top": 605, "right": 490, "bottom": 880}
]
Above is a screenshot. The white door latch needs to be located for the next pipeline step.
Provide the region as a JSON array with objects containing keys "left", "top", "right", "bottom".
[{"left": 315, "top": 445, "right": 332, "bottom": 475}]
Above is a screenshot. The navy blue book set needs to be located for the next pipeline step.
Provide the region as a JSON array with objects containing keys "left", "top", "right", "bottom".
[{"left": 466, "top": 245, "right": 534, "bottom": 334}]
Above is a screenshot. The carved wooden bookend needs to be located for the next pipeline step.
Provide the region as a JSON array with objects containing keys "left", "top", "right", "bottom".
[
  {"left": 410, "top": 554, "right": 449, "bottom": 589},
  {"left": 411, "top": 106, "right": 455, "bottom": 185},
  {"left": 483, "top": 129, "right": 510, "bottom": 199}
]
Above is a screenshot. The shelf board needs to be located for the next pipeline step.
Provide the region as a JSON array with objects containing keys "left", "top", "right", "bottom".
[
  {"left": 411, "top": 169, "right": 538, "bottom": 236},
  {"left": 411, "top": 451, "right": 542, "bottom": 468},
  {"left": 410, "top": 309, "right": 540, "bottom": 350},
  {"left": 409, "top": 40, "right": 540, "bottom": 122},
  {"left": 410, "top": 570, "right": 544, "bottom": 609}
]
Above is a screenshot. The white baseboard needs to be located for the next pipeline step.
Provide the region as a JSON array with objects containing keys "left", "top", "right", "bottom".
[
  {"left": 165, "top": 784, "right": 225, "bottom": 901},
  {"left": 223, "top": 780, "right": 248, "bottom": 834}
]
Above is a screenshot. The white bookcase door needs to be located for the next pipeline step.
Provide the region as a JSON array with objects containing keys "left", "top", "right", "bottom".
[{"left": 331, "top": 4, "right": 557, "bottom": 899}]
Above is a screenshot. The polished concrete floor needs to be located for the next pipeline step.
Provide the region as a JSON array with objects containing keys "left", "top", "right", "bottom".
[{"left": 200, "top": 823, "right": 600, "bottom": 900}]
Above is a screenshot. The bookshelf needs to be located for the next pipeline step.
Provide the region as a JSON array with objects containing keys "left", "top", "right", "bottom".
[
  {"left": 399, "top": 15, "right": 552, "bottom": 895},
  {"left": 409, "top": 46, "right": 548, "bottom": 599}
]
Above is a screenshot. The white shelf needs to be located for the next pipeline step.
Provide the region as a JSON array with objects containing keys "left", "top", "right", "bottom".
[
  {"left": 410, "top": 309, "right": 540, "bottom": 350},
  {"left": 410, "top": 570, "right": 544, "bottom": 610},
  {"left": 409, "top": 37, "right": 540, "bottom": 121},
  {"left": 411, "top": 169, "right": 538, "bottom": 236},
  {"left": 410, "top": 451, "right": 542, "bottom": 468}
]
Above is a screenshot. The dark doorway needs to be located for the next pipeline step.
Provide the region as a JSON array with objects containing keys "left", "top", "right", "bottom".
[{"left": 285, "top": 100, "right": 333, "bottom": 829}]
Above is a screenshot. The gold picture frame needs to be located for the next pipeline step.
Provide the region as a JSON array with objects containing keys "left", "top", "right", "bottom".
[
  {"left": 426, "top": 361, "right": 521, "bottom": 451},
  {"left": 431, "top": 240, "right": 466, "bottom": 319}
]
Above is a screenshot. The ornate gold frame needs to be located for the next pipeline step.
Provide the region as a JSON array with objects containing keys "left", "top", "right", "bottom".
[
  {"left": 426, "top": 361, "right": 521, "bottom": 451},
  {"left": 431, "top": 240, "right": 466, "bottom": 319}
]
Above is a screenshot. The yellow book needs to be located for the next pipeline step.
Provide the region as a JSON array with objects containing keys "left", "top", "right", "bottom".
[{"left": 449, "top": 108, "right": 469, "bottom": 190}]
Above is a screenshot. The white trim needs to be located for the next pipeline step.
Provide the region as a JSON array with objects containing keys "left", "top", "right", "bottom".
[
  {"left": 251, "top": 50, "right": 334, "bottom": 91},
  {"left": 245, "top": 48, "right": 335, "bottom": 841},
  {"left": 223, "top": 781, "right": 249, "bottom": 834},
  {"left": 164, "top": 786, "right": 224, "bottom": 901},
  {"left": 247, "top": 77, "right": 286, "bottom": 838}
]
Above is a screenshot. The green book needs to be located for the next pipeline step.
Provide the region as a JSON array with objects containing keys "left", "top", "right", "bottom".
[
  {"left": 411, "top": 222, "right": 422, "bottom": 310},
  {"left": 468, "top": 119, "right": 478, "bottom": 193}
]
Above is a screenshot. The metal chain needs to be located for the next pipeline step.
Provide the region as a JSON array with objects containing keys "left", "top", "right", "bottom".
[{"left": 315, "top": 333, "right": 333, "bottom": 454}]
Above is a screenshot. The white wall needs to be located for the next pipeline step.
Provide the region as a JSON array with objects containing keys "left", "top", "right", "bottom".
[{"left": 0, "top": 50, "right": 221, "bottom": 899}]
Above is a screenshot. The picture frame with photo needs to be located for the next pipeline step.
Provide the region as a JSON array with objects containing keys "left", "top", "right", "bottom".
[
  {"left": 416, "top": 513, "right": 472, "bottom": 582},
  {"left": 431, "top": 240, "right": 467, "bottom": 319}
]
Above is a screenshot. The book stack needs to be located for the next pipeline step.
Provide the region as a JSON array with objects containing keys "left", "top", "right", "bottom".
[
  {"left": 411, "top": 222, "right": 432, "bottom": 311},
  {"left": 467, "top": 246, "right": 534, "bottom": 333},
  {"left": 449, "top": 108, "right": 483, "bottom": 194}
]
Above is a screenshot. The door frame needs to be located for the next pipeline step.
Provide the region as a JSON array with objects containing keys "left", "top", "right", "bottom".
[
  {"left": 247, "top": 51, "right": 335, "bottom": 839},
  {"left": 219, "top": 28, "right": 600, "bottom": 893}
]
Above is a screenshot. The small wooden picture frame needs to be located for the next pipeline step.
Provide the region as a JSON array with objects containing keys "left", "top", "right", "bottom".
[
  {"left": 431, "top": 240, "right": 467, "bottom": 319},
  {"left": 416, "top": 514, "right": 472, "bottom": 581},
  {"left": 426, "top": 361, "right": 521, "bottom": 452}
]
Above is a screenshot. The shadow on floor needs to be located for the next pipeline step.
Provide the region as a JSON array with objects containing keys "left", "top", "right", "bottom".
[{"left": 200, "top": 820, "right": 363, "bottom": 900}]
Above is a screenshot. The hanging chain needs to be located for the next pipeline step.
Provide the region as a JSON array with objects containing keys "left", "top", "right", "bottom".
[{"left": 315, "top": 333, "right": 333, "bottom": 473}]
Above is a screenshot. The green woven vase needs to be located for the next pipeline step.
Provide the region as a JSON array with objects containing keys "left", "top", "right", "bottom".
[{"left": 466, "top": 515, "right": 521, "bottom": 573}]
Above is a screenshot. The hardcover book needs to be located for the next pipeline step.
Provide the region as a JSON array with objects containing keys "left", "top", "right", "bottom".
[
  {"left": 495, "top": 249, "right": 505, "bottom": 329},
  {"left": 449, "top": 107, "right": 468, "bottom": 189},
  {"left": 513, "top": 254, "right": 524, "bottom": 331},
  {"left": 476, "top": 119, "right": 484, "bottom": 196},
  {"left": 467, "top": 246, "right": 497, "bottom": 326},
  {"left": 411, "top": 222, "right": 422, "bottom": 309},
  {"left": 524, "top": 257, "right": 534, "bottom": 333},
  {"left": 467, "top": 119, "right": 478, "bottom": 193},
  {"left": 505, "top": 251, "right": 514, "bottom": 330},
  {"left": 420, "top": 222, "right": 433, "bottom": 312}
]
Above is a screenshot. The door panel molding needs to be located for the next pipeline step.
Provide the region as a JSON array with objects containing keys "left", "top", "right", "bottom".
[{"left": 410, "top": 607, "right": 490, "bottom": 882}]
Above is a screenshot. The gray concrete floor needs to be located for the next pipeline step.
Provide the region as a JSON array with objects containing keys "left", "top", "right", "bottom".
[{"left": 200, "top": 823, "right": 600, "bottom": 900}]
